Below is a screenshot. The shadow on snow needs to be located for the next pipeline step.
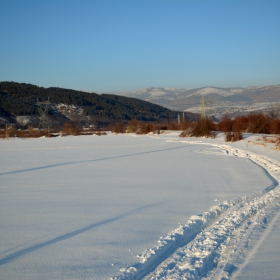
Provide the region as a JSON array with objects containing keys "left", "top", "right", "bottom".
[
  {"left": 0, "top": 203, "right": 160, "bottom": 266},
  {"left": 0, "top": 145, "right": 189, "bottom": 176}
]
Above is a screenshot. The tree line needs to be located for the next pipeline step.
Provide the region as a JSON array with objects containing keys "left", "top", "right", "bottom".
[{"left": 111, "top": 111, "right": 280, "bottom": 149}]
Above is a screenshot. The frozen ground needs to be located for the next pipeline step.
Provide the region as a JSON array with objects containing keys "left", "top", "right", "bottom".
[{"left": 0, "top": 132, "right": 279, "bottom": 279}]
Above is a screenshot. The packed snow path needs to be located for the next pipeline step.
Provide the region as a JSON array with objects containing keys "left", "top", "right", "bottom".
[{"left": 112, "top": 139, "right": 280, "bottom": 280}]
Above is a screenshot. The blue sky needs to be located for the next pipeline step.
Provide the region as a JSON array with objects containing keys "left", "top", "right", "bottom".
[{"left": 1, "top": 0, "right": 280, "bottom": 93}]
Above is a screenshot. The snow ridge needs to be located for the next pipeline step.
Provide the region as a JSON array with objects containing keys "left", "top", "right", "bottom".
[
  {"left": 112, "top": 141, "right": 280, "bottom": 280},
  {"left": 112, "top": 202, "right": 234, "bottom": 280}
]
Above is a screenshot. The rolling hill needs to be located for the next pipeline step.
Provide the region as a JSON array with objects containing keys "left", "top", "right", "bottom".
[{"left": 0, "top": 82, "right": 191, "bottom": 128}]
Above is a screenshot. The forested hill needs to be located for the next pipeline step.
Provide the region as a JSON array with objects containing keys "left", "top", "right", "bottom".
[{"left": 0, "top": 82, "right": 187, "bottom": 124}]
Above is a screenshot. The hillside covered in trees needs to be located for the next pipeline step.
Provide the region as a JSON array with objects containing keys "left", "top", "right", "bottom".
[{"left": 0, "top": 82, "right": 191, "bottom": 128}]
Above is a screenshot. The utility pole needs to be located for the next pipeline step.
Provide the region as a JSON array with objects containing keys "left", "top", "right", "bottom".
[{"left": 5, "top": 121, "right": 8, "bottom": 140}]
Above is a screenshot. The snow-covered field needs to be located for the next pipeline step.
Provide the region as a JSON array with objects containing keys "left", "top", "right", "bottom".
[{"left": 0, "top": 132, "right": 279, "bottom": 279}]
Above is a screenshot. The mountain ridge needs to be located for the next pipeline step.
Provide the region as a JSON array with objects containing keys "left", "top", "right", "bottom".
[{"left": 115, "top": 85, "right": 280, "bottom": 118}]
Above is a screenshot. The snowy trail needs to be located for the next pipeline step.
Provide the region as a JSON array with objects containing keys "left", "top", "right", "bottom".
[{"left": 112, "top": 139, "right": 280, "bottom": 280}]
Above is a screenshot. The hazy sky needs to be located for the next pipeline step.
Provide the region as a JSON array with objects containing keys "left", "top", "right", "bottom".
[{"left": 1, "top": 0, "right": 280, "bottom": 93}]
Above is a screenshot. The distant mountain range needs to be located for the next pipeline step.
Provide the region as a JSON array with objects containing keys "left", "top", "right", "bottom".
[{"left": 115, "top": 85, "right": 280, "bottom": 118}]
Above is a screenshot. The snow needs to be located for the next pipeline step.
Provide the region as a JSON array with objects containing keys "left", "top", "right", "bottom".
[
  {"left": 0, "top": 132, "right": 280, "bottom": 279},
  {"left": 149, "top": 89, "right": 166, "bottom": 97},
  {"left": 232, "top": 207, "right": 280, "bottom": 280},
  {"left": 185, "top": 87, "right": 234, "bottom": 98},
  {"left": 16, "top": 116, "right": 33, "bottom": 126}
]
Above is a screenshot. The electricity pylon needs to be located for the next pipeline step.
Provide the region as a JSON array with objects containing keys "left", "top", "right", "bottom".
[
  {"left": 201, "top": 95, "right": 206, "bottom": 119},
  {"left": 36, "top": 98, "right": 51, "bottom": 132}
]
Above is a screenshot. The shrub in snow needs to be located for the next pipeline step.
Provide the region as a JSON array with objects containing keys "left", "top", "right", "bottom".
[
  {"left": 219, "top": 115, "right": 233, "bottom": 133},
  {"left": 62, "top": 123, "right": 81, "bottom": 136},
  {"left": 219, "top": 115, "right": 244, "bottom": 142},
  {"left": 191, "top": 118, "right": 216, "bottom": 137},
  {"left": 126, "top": 119, "right": 139, "bottom": 133},
  {"left": 224, "top": 131, "right": 243, "bottom": 142},
  {"left": 247, "top": 112, "right": 270, "bottom": 134},
  {"left": 112, "top": 122, "right": 125, "bottom": 134},
  {"left": 180, "top": 118, "right": 217, "bottom": 138},
  {"left": 262, "top": 135, "right": 280, "bottom": 150},
  {"left": 269, "top": 119, "right": 280, "bottom": 134}
]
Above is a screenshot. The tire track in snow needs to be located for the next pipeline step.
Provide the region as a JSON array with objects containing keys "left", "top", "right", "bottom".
[
  {"left": 111, "top": 140, "right": 280, "bottom": 280},
  {"left": 216, "top": 203, "right": 280, "bottom": 280}
]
